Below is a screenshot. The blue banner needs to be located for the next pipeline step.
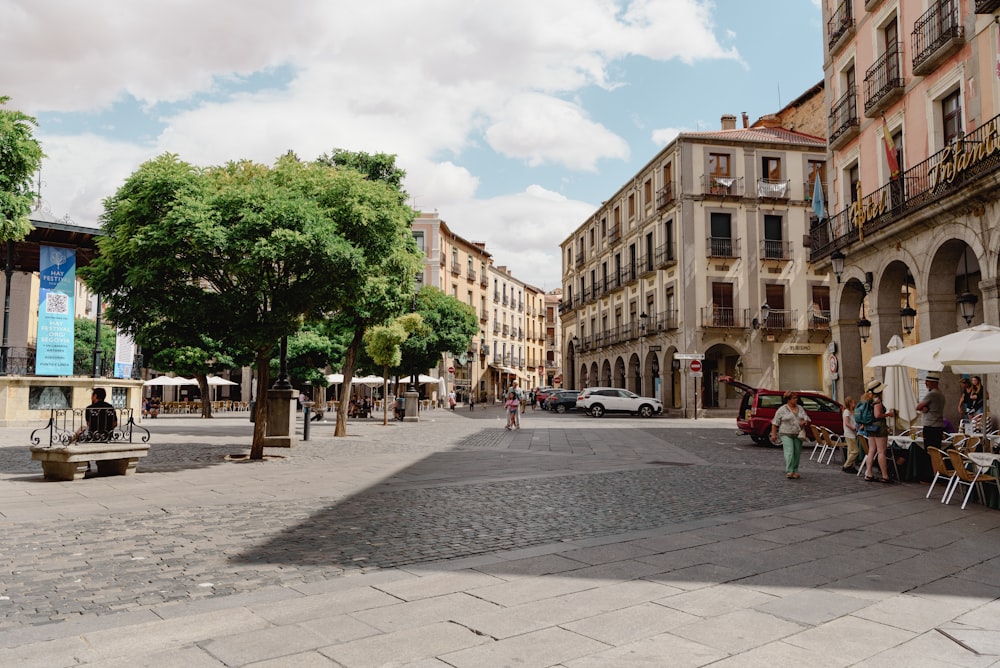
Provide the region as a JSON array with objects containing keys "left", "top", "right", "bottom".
[{"left": 35, "top": 246, "right": 76, "bottom": 376}]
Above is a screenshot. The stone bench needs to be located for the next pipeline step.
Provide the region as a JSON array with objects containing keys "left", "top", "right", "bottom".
[{"left": 29, "top": 408, "right": 151, "bottom": 481}]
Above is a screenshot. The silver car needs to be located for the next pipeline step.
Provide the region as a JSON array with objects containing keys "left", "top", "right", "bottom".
[{"left": 576, "top": 387, "right": 663, "bottom": 418}]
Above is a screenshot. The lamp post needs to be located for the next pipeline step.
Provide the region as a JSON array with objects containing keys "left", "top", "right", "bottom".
[
  {"left": 638, "top": 312, "right": 648, "bottom": 395},
  {"left": 958, "top": 248, "right": 978, "bottom": 325}
]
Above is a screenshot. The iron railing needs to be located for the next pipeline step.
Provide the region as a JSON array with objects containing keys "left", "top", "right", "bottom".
[{"left": 912, "top": 0, "right": 964, "bottom": 75}]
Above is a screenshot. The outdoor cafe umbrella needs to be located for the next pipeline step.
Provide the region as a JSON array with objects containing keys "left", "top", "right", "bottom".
[
  {"left": 879, "top": 334, "right": 917, "bottom": 431},
  {"left": 869, "top": 324, "right": 1000, "bottom": 435}
]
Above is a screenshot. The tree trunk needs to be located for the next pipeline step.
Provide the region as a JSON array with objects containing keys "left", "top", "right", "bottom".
[
  {"left": 197, "top": 375, "right": 213, "bottom": 418},
  {"left": 382, "top": 367, "right": 389, "bottom": 426},
  {"left": 249, "top": 351, "right": 270, "bottom": 459},
  {"left": 335, "top": 325, "right": 365, "bottom": 437}
]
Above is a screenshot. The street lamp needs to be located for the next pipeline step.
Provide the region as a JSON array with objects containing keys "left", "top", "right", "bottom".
[
  {"left": 900, "top": 275, "right": 916, "bottom": 335},
  {"left": 958, "top": 248, "right": 978, "bottom": 326},
  {"left": 638, "top": 312, "right": 648, "bottom": 395}
]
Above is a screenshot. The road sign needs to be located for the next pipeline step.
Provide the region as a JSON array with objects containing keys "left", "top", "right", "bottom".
[
  {"left": 691, "top": 371, "right": 703, "bottom": 378},
  {"left": 689, "top": 359, "right": 702, "bottom": 373},
  {"left": 448, "top": 366, "right": 455, "bottom": 373},
  {"left": 674, "top": 353, "right": 705, "bottom": 361}
]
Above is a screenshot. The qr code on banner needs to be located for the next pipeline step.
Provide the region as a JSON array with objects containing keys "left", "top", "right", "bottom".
[{"left": 46, "top": 292, "right": 70, "bottom": 315}]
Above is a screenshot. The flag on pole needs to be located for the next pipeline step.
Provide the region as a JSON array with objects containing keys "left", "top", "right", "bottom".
[
  {"left": 811, "top": 172, "right": 825, "bottom": 221},
  {"left": 882, "top": 115, "right": 900, "bottom": 179}
]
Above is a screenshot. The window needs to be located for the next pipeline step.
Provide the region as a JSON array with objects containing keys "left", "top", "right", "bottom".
[
  {"left": 811, "top": 286, "right": 831, "bottom": 328},
  {"left": 847, "top": 163, "right": 860, "bottom": 204},
  {"left": 467, "top": 290, "right": 473, "bottom": 306},
  {"left": 711, "top": 283, "right": 734, "bottom": 326},
  {"left": 709, "top": 153, "right": 730, "bottom": 177},
  {"left": 614, "top": 206, "right": 621, "bottom": 227},
  {"left": 763, "top": 215, "right": 784, "bottom": 259},
  {"left": 762, "top": 157, "right": 781, "bottom": 180},
  {"left": 764, "top": 284, "right": 786, "bottom": 328},
  {"left": 644, "top": 232, "right": 653, "bottom": 271},
  {"left": 808, "top": 160, "right": 825, "bottom": 195},
  {"left": 943, "top": 90, "right": 961, "bottom": 145},
  {"left": 601, "top": 217, "right": 607, "bottom": 237},
  {"left": 643, "top": 179, "right": 652, "bottom": 205},
  {"left": 413, "top": 231, "right": 425, "bottom": 252},
  {"left": 452, "top": 285, "right": 458, "bottom": 298},
  {"left": 628, "top": 193, "right": 635, "bottom": 219},
  {"left": 709, "top": 212, "right": 733, "bottom": 257}
]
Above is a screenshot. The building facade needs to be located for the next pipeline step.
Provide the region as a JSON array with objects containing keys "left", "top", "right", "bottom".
[
  {"left": 410, "top": 212, "right": 492, "bottom": 403},
  {"left": 812, "top": 0, "right": 1000, "bottom": 423},
  {"left": 560, "top": 103, "right": 831, "bottom": 414},
  {"left": 544, "top": 289, "right": 564, "bottom": 387}
]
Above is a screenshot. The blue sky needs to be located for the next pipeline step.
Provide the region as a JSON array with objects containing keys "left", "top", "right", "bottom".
[{"left": 3, "top": 0, "right": 824, "bottom": 289}]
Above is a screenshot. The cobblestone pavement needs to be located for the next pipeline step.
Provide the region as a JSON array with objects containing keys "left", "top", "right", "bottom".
[{"left": 0, "top": 414, "right": 866, "bottom": 630}]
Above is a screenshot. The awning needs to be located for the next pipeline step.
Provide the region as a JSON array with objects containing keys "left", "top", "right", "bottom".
[{"left": 489, "top": 364, "right": 519, "bottom": 375}]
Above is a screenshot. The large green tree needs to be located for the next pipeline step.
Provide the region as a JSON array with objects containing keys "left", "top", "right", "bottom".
[
  {"left": 316, "top": 150, "right": 422, "bottom": 436},
  {"left": 0, "top": 96, "right": 44, "bottom": 243},
  {"left": 398, "top": 286, "right": 479, "bottom": 381},
  {"left": 82, "top": 152, "right": 391, "bottom": 458}
]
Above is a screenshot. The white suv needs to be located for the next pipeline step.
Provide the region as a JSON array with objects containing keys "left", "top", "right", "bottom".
[{"left": 576, "top": 387, "right": 663, "bottom": 418}]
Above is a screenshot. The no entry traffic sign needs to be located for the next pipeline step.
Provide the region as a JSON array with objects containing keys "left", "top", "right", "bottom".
[{"left": 689, "top": 359, "right": 702, "bottom": 373}]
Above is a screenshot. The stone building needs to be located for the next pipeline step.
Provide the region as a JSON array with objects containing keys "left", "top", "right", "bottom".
[
  {"left": 560, "top": 94, "right": 830, "bottom": 414},
  {"left": 812, "top": 0, "right": 1000, "bottom": 424}
]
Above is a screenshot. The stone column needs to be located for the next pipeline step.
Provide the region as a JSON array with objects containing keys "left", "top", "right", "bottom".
[{"left": 262, "top": 388, "right": 295, "bottom": 447}]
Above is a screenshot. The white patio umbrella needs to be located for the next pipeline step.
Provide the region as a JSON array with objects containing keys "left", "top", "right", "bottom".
[
  {"left": 868, "top": 324, "right": 1000, "bottom": 373},
  {"left": 879, "top": 334, "right": 917, "bottom": 431},
  {"left": 325, "top": 373, "right": 345, "bottom": 384},
  {"left": 417, "top": 373, "right": 439, "bottom": 384},
  {"left": 142, "top": 375, "right": 187, "bottom": 386}
]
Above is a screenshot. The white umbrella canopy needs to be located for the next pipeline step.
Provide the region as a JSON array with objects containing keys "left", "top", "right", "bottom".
[
  {"left": 417, "top": 374, "right": 439, "bottom": 384},
  {"left": 143, "top": 376, "right": 186, "bottom": 386},
  {"left": 880, "top": 334, "right": 918, "bottom": 427},
  {"left": 325, "top": 373, "right": 345, "bottom": 384},
  {"left": 206, "top": 375, "right": 237, "bottom": 386},
  {"left": 868, "top": 324, "right": 1000, "bottom": 373},
  {"left": 354, "top": 375, "right": 385, "bottom": 386}
]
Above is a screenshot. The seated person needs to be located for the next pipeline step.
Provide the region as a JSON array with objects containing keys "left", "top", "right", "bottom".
[{"left": 70, "top": 389, "right": 119, "bottom": 443}]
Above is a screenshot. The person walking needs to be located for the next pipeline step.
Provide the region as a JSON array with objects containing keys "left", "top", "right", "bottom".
[
  {"left": 862, "top": 380, "right": 895, "bottom": 483},
  {"left": 508, "top": 380, "right": 524, "bottom": 427},
  {"left": 841, "top": 396, "right": 860, "bottom": 474},
  {"left": 770, "top": 391, "right": 810, "bottom": 479},
  {"left": 504, "top": 391, "right": 520, "bottom": 430},
  {"left": 915, "top": 372, "right": 945, "bottom": 451}
]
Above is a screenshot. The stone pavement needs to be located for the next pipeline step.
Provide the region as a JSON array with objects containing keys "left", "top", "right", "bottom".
[{"left": 2, "top": 407, "right": 1000, "bottom": 666}]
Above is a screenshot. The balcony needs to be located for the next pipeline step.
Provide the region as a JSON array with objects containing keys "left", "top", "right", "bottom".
[
  {"left": 654, "top": 241, "right": 677, "bottom": 268},
  {"left": 751, "top": 308, "right": 797, "bottom": 331},
  {"left": 655, "top": 182, "right": 676, "bottom": 210},
  {"left": 827, "top": 0, "right": 855, "bottom": 53},
  {"left": 864, "top": 44, "right": 904, "bottom": 117},
  {"left": 809, "top": 309, "right": 832, "bottom": 331},
  {"left": 502, "top": 324, "right": 510, "bottom": 336},
  {"left": 702, "top": 175, "right": 743, "bottom": 198},
  {"left": 654, "top": 310, "right": 678, "bottom": 332},
  {"left": 480, "top": 312, "right": 488, "bottom": 323},
  {"left": 493, "top": 323, "right": 500, "bottom": 334},
  {"left": 620, "top": 265, "right": 638, "bottom": 285},
  {"left": 828, "top": 84, "right": 859, "bottom": 149},
  {"left": 760, "top": 239, "right": 792, "bottom": 261},
  {"left": 805, "top": 180, "right": 827, "bottom": 206},
  {"left": 756, "top": 178, "right": 790, "bottom": 200},
  {"left": 912, "top": 0, "right": 965, "bottom": 76},
  {"left": 707, "top": 236, "right": 740, "bottom": 259},
  {"left": 700, "top": 307, "right": 744, "bottom": 329},
  {"left": 451, "top": 261, "right": 461, "bottom": 275},
  {"left": 502, "top": 295, "right": 509, "bottom": 306},
  {"left": 811, "top": 110, "right": 1000, "bottom": 263},
  {"left": 466, "top": 267, "right": 476, "bottom": 282},
  {"left": 517, "top": 301, "right": 523, "bottom": 312},
  {"left": 480, "top": 275, "right": 488, "bottom": 288},
  {"left": 575, "top": 252, "right": 585, "bottom": 268},
  {"left": 503, "top": 353, "right": 512, "bottom": 365},
  {"left": 976, "top": 0, "right": 1000, "bottom": 12},
  {"left": 493, "top": 291, "right": 500, "bottom": 303},
  {"left": 608, "top": 225, "right": 622, "bottom": 245},
  {"left": 493, "top": 353, "right": 501, "bottom": 363},
  {"left": 638, "top": 255, "right": 656, "bottom": 277}
]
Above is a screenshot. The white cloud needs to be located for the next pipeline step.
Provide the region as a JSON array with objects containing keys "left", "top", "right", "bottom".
[
  {"left": 486, "top": 93, "right": 629, "bottom": 170},
  {"left": 5, "top": 0, "right": 740, "bottom": 287},
  {"left": 651, "top": 127, "right": 685, "bottom": 147}
]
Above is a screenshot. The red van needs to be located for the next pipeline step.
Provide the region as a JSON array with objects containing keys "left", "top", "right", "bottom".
[{"left": 719, "top": 376, "right": 844, "bottom": 446}]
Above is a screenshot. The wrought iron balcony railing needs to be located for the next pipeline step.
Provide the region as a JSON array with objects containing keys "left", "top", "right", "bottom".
[
  {"left": 707, "top": 236, "right": 740, "bottom": 259},
  {"left": 864, "top": 43, "right": 904, "bottom": 117},
  {"left": 829, "top": 84, "right": 859, "bottom": 148},
  {"left": 912, "top": 0, "right": 965, "bottom": 76}
]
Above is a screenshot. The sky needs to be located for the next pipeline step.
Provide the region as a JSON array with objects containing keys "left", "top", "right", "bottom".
[{"left": 3, "top": 0, "right": 825, "bottom": 291}]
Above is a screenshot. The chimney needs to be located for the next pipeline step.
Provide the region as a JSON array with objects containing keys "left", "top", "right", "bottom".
[
  {"left": 758, "top": 114, "right": 782, "bottom": 128},
  {"left": 742, "top": 112, "right": 749, "bottom": 128},
  {"left": 721, "top": 114, "right": 737, "bottom": 130}
]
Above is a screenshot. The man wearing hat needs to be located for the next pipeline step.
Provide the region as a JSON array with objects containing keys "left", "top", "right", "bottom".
[{"left": 915, "top": 371, "right": 945, "bottom": 451}]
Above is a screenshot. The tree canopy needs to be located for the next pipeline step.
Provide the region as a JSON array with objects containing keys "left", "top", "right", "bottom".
[
  {"left": 81, "top": 151, "right": 416, "bottom": 457},
  {"left": 399, "top": 286, "right": 478, "bottom": 379},
  {"left": 0, "top": 96, "right": 44, "bottom": 242}
]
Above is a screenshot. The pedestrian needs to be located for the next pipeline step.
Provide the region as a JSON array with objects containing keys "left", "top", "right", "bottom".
[
  {"left": 862, "top": 379, "right": 895, "bottom": 483},
  {"left": 841, "top": 396, "right": 860, "bottom": 474},
  {"left": 957, "top": 377, "right": 971, "bottom": 420},
  {"left": 448, "top": 390, "right": 456, "bottom": 411},
  {"left": 770, "top": 391, "right": 810, "bottom": 479},
  {"left": 504, "top": 391, "right": 520, "bottom": 430},
  {"left": 529, "top": 389, "right": 536, "bottom": 410},
  {"left": 915, "top": 372, "right": 945, "bottom": 451},
  {"left": 69, "top": 388, "right": 118, "bottom": 443},
  {"left": 968, "top": 375, "right": 987, "bottom": 432},
  {"left": 508, "top": 380, "right": 524, "bottom": 427},
  {"left": 469, "top": 394, "right": 475, "bottom": 411}
]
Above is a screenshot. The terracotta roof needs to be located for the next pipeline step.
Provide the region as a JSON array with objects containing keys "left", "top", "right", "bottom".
[{"left": 680, "top": 126, "right": 825, "bottom": 148}]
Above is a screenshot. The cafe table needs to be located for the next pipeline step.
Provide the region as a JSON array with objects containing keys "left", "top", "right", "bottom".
[{"left": 963, "top": 452, "right": 1000, "bottom": 509}]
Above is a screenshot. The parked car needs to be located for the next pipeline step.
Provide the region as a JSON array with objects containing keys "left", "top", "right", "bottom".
[
  {"left": 718, "top": 376, "right": 844, "bottom": 446},
  {"left": 544, "top": 390, "right": 580, "bottom": 413},
  {"left": 534, "top": 387, "right": 558, "bottom": 404},
  {"left": 576, "top": 387, "right": 662, "bottom": 418}
]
